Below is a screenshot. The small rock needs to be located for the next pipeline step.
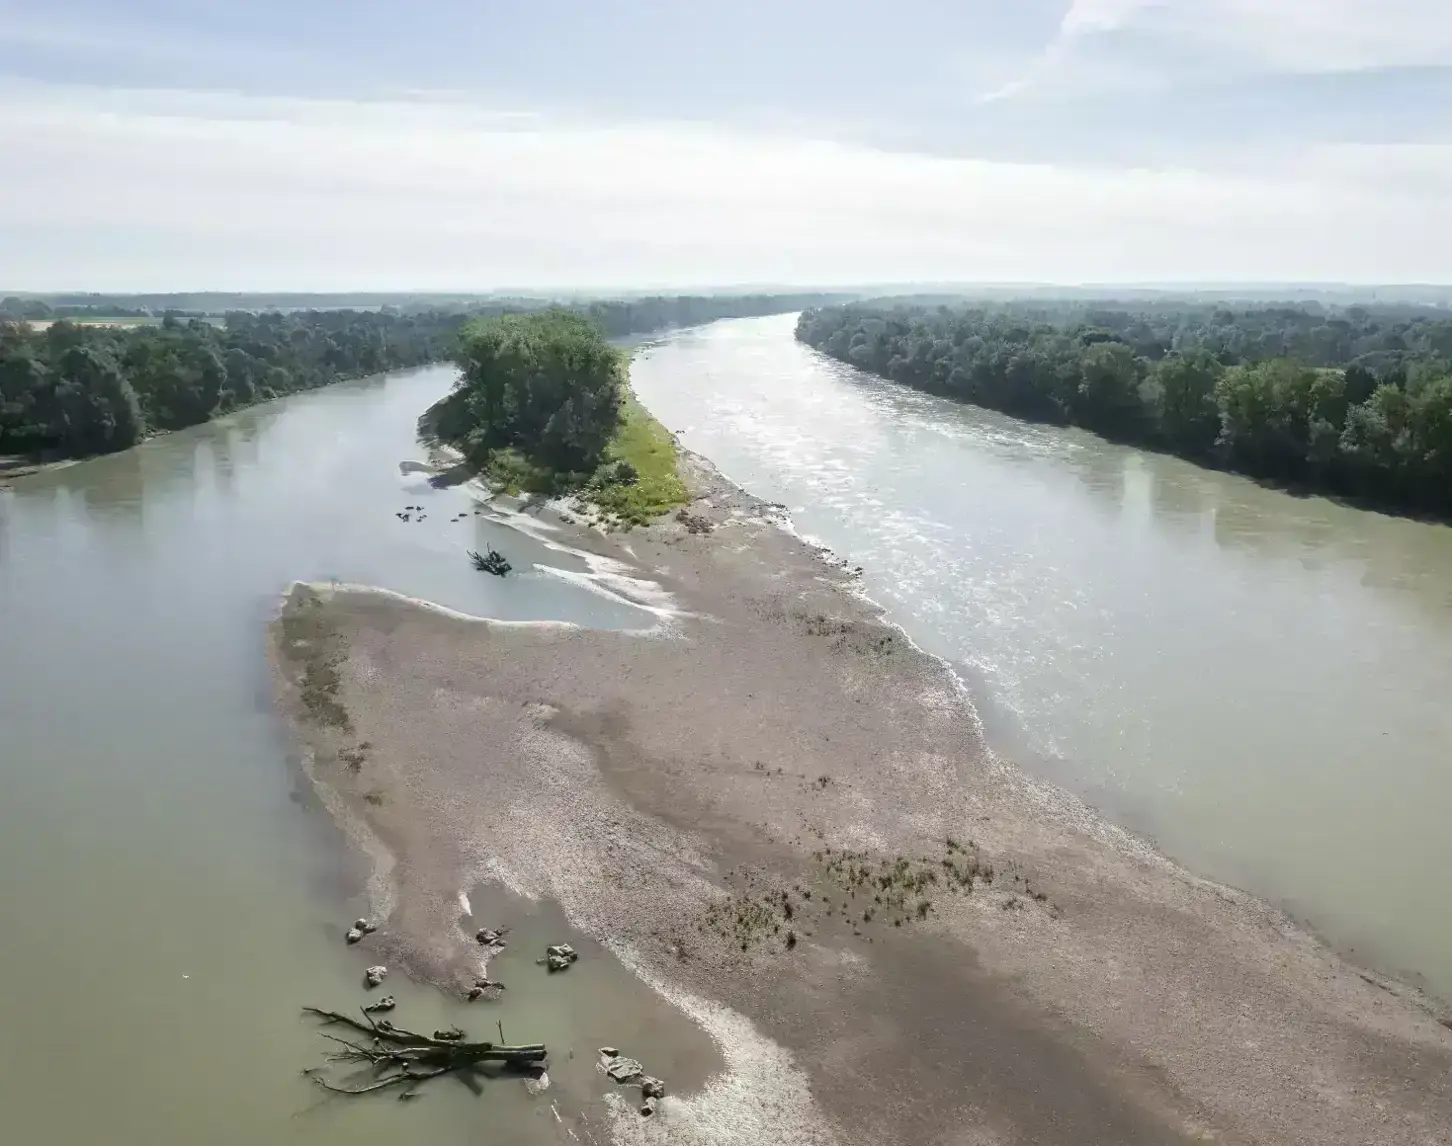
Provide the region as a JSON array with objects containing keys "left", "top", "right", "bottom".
[
  {"left": 355, "top": 918, "right": 379, "bottom": 934},
  {"left": 605, "top": 1056, "right": 646, "bottom": 1083},
  {"left": 475, "top": 927, "right": 508, "bottom": 947},
  {"left": 433, "top": 1027, "right": 465, "bottom": 1042},
  {"left": 466, "top": 986, "right": 485, "bottom": 1002},
  {"left": 364, "top": 965, "right": 388, "bottom": 988},
  {"left": 599, "top": 1046, "right": 619, "bottom": 1058},
  {"left": 363, "top": 995, "right": 396, "bottom": 1013},
  {"left": 640, "top": 1096, "right": 659, "bottom": 1117},
  {"left": 345, "top": 927, "right": 365, "bottom": 945}
]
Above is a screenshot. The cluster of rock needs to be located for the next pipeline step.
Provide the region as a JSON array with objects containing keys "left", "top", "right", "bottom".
[
  {"left": 331, "top": 908, "right": 670, "bottom": 1118},
  {"left": 541, "top": 943, "right": 578, "bottom": 972},
  {"left": 599, "top": 1047, "right": 667, "bottom": 1117}
]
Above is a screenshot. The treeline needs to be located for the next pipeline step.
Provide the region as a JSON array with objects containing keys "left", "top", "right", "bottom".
[
  {"left": 796, "top": 301, "right": 1452, "bottom": 517},
  {"left": 574, "top": 293, "right": 846, "bottom": 337},
  {"left": 0, "top": 311, "right": 460, "bottom": 458},
  {"left": 1, "top": 293, "right": 831, "bottom": 461},
  {"left": 0, "top": 291, "right": 849, "bottom": 324}
]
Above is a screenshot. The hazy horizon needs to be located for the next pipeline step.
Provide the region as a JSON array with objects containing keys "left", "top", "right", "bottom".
[{"left": 5, "top": 1, "right": 1451, "bottom": 290}]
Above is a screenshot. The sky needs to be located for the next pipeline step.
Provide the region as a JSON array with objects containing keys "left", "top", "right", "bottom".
[{"left": 3, "top": 0, "right": 1451, "bottom": 290}]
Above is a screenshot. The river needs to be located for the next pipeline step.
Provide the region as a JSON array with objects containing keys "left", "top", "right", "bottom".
[
  {"left": 628, "top": 314, "right": 1452, "bottom": 999},
  {"left": 0, "top": 365, "right": 660, "bottom": 1146},
  {"left": 3, "top": 317, "right": 1451, "bottom": 1144}
]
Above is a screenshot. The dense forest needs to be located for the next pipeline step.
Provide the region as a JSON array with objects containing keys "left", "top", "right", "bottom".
[
  {"left": 0, "top": 310, "right": 460, "bottom": 458},
  {"left": 0, "top": 293, "right": 833, "bottom": 461},
  {"left": 796, "top": 301, "right": 1452, "bottom": 517}
]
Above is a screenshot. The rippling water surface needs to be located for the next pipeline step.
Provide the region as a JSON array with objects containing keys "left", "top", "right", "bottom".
[{"left": 631, "top": 314, "right": 1452, "bottom": 996}]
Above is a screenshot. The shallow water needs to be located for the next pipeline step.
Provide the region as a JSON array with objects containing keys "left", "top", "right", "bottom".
[
  {"left": 8, "top": 320, "right": 1452, "bottom": 1145},
  {"left": 630, "top": 315, "right": 1452, "bottom": 998},
  {"left": 0, "top": 366, "right": 673, "bottom": 1146}
]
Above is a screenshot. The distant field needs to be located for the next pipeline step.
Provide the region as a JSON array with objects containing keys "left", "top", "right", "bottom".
[{"left": 20, "top": 316, "right": 224, "bottom": 330}]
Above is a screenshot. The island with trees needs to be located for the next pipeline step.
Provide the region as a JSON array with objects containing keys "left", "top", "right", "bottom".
[
  {"left": 796, "top": 300, "right": 1452, "bottom": 518},
  {"left": 421, "top": 309, "right": 687, "bottom": 527},
  {"left": 0, "top": 292, "right": 844, "bottom": 465}
]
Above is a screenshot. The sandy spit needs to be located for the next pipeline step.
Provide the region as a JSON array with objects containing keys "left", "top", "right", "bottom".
[{"left": 271, "top": 452, "right": 1452, "bottom": 1146}]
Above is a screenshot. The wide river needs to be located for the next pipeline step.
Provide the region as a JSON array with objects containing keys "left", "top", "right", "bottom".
[{"left": 2, "top": 315, "right": 1451, "bottom": 1143}]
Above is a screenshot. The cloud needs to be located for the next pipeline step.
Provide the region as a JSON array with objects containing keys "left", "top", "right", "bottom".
[
  {"left": 985, "top": 0, "right": 1452, "bottom": 102},
  {"left": 0, "top": 82, "right": 1448, "bottom": 290}
]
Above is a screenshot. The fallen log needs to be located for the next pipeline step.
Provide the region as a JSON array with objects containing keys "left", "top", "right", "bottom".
[{"left": 302, "top": 1006, "right": 547, "bottom": 1097}]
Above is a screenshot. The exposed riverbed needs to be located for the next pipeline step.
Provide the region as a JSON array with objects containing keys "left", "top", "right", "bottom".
[
  {"left": 0, "top": 365, "right": 667, "bottom": 1146},
  {"left": 4, "top": 317, "right": 1452, "bottom": 1145},
  {"left": 629, "top": 314, "right": 1452, "bottom": 999}
]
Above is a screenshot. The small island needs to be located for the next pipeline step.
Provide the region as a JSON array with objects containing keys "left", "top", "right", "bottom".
[{"left": 420, "top": 309, "right": 688, "bottom": 529}]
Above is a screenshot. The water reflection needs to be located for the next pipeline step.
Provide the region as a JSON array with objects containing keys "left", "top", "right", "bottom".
[{"left": 629, "top": 314, "right": 1452, "bottom": 998}]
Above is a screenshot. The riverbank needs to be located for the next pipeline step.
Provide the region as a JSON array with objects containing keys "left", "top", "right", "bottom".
[
  {"left": 271, "top": 450, "right": 1452, "bottom": 1145},
  {"left": 0, "top": 454, "right": 79, "bottom": 487}
]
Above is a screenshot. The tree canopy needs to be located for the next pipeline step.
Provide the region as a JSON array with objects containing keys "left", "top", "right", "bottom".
[
  {"left": 426, "top": 310, "right": 624, "bottom": 476},
  {"left": 796, "top": 300, "right": 1452, "bottom": 517},
  {"left": 1, "top": 293, "right": 833, "bottom": 462},
  {"left": 0, "top": 310, "right": 458, "bottom": 458}
]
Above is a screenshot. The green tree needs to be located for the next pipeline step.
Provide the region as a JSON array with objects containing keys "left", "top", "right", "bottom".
[
  {"left": 1075, "top": 340, "right": 1143, "bottom": 434},
  {"left": 1144, "top": 352, "right": 1222, "bottom": 454},
  {"left": 445, "top": 310, "right": 623, "bottom": 474},
  {"left": 53, "top": 345, "right": 144, "bottom": 454}
]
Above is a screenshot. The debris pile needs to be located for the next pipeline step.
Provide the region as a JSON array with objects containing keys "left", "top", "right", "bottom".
[
  {"left": 302, "top": 1007, "right": 546, "bottom": 1097},
  {"left": 469, "top": 547, "right": 512, "bottom": 577}
]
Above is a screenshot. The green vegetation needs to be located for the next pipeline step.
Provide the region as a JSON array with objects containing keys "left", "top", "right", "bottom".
[
  {"left": 426, "top": 312, "right": 687, "bottom": 526},
  {"left": 698, "top": 838, "right": 999, "bottom": 955},
  {"left": 1, "top": 292, "right": 833, "bottom": 464},
  {"left": 587, "top": 392, "right": 689, "bottom": 524},
  {"left": 1, "top": 310, "right": 458, "bottom": 459},
  {"left": 797, "top": 300, "right": 1452, "bottom": 518},
  {"left": 1, "top": 291, "right": 848, "bottom": 327}
]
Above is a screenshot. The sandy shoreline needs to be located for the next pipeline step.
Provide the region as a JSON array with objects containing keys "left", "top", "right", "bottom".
[{"left": 271, "top": 451, "right": 1452, "bottom": 1145}]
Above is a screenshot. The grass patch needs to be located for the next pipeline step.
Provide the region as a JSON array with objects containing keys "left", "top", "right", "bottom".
[
  {"left": 587, "top": 392, "right": 689, "bottom": 525},
  {"left": 475, "top": 385, "right": 687, "bottom": 528}
]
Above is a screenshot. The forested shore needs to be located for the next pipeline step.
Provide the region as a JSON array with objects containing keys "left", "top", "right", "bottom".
[
  {"left": 0, "top": 293, "right": 838, "bottom": 461},
  {"left": 797, "top": 301, "right": 1452, "bottom": 517}
]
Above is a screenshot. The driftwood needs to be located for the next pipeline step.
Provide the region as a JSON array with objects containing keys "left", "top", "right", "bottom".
[
  {"left": 469, "top": 548, "right": 512, "bottom": 577},
  {"left": 302, "top": 1007, "right": 546, "bottom": 1098}
]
